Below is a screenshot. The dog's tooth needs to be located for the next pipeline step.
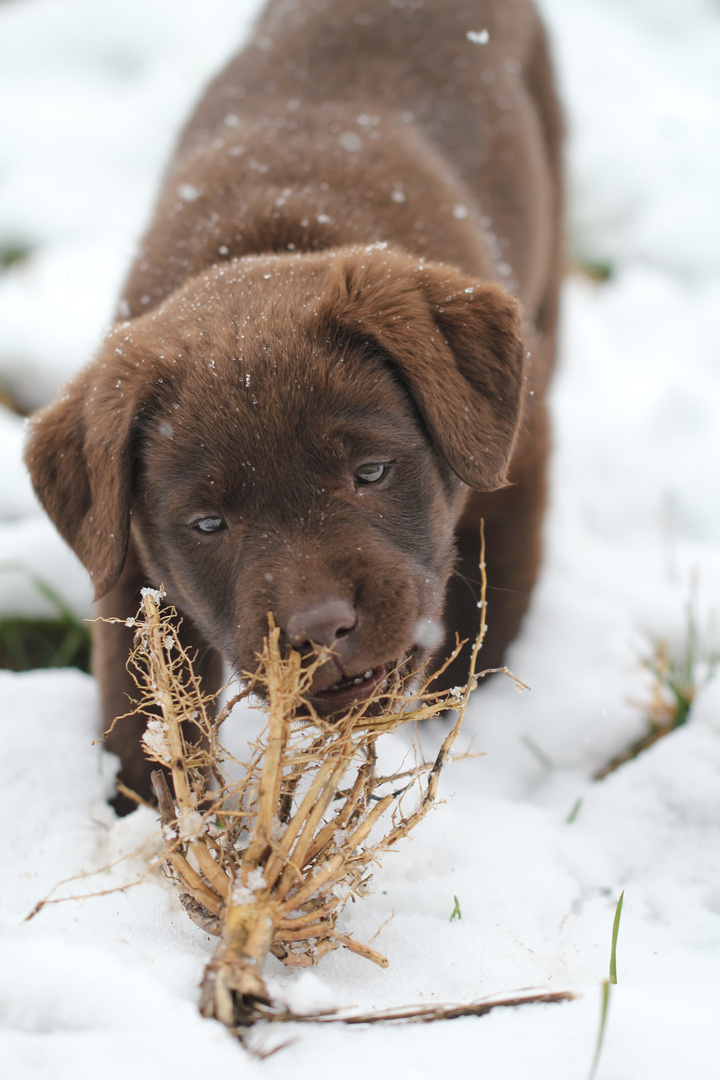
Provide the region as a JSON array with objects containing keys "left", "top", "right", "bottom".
[{"left": 364, "top": 670, "right": 372, "bottom": 679}]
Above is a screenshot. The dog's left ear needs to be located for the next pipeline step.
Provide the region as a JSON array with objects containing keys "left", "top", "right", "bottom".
[
  {"left": 24, "top": 331, "right": 166, "bottom": 599},
  {"left": 324, "top": 248, "right": 526, "bottom": 489}
]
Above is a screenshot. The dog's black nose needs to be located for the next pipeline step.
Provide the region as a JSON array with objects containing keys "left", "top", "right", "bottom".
[{"left": 286, "top": 600, "right": 356, "bottom": 649}]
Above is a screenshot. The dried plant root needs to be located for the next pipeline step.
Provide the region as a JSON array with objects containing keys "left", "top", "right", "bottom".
[
  {"left": 120, "top": 530, "right": 512, "bottom": 1029},
  {"left": 248, "top": 988, "right": 576, "bottom": 1026}
]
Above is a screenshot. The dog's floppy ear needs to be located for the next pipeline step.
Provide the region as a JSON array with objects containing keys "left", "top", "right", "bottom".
[
  {"left": 324, "top": 247, "right": 526, "bottom": 489},
  {"left": 24, "top": 331, "right": 162, "bottom": 599}
]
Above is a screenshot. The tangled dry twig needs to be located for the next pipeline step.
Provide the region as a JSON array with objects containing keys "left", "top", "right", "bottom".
[
  {"left": 116, "top": 527, "right": 532, "bottom": 1030},
  {"left": 125, "top": 598, "right": 483, "bottom": 1026}
]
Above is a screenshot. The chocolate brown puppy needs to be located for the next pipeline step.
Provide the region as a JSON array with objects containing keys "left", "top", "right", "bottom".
[{"left": 25, "top": 0, "right": 563, "bottom": 808}]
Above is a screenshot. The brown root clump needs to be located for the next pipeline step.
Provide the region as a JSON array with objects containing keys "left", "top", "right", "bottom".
[
  {"left": 123, "top": 587, "right": 487, "bottom": 1029},
  {"left": 117, "top": 527, "right": 533, "bottom": 1030}
]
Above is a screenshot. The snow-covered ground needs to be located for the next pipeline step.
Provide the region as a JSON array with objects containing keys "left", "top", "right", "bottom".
[{"left": 1, "top": 0, "right": 719, "bottom": 1076}]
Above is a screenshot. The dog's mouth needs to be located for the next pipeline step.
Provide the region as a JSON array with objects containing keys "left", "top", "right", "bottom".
[{"left": 309, "top": 663, "right": 389, "bottom": 712}]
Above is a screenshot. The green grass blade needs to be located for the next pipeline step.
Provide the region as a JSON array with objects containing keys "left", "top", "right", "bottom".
[
  {"left": 520, "top": 733, "right": 555, "bottom": 771},
  {"left": 588, "top": 891, "right": 625, "bottom": 1079},
  {"left": 609, "top": 890, "right": 624, "bottom": 984},
  {"left": 589, "top": 981, "right": 611, "bottom": 1080}
]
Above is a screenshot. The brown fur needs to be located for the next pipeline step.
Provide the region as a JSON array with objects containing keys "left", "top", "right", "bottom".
[{"left": 25, "top": 0, "right": 563, "bottom": 810}]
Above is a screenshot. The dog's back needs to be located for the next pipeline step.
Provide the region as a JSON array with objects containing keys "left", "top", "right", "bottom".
[{"left": 124, "top": 0, "right": 562, "bottom": 369}]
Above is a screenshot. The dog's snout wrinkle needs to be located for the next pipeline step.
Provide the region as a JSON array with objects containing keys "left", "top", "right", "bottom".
[{"left": 285, "top": 599, "right": 356, "bottom": 650}]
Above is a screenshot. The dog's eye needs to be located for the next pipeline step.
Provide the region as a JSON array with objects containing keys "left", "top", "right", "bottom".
[
  {"left": 193, "top": 516, "right": 226, "bottom": 534},
  {"left": 354, "top": 462, "right": 389, "bottom": 486}
]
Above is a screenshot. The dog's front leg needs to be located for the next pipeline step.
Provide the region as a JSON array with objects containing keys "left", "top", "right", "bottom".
[{"left": 437, "top": 400, "right": 551, "bottom": 689}]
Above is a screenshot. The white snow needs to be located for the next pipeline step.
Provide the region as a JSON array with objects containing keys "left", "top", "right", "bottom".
[
  {"left": 1, "top": 0, "right": 719, "bottom": 1076},
  {"left": 142, "top": 718, "right": 171, "bottom": 764}
]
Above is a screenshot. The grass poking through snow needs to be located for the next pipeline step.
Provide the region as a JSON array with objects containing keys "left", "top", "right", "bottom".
[
  {"left": 597, "top": 590, "right": 718, "bottom": 779},
  {"left": 589, "top": 890, "right": 624, "bottom": 1080},
  {"left": 0, "top": 568, "right": 91, "bottom": 673}
]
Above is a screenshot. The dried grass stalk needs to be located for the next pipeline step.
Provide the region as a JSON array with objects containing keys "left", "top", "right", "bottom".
[
  {"left": 247, "top": 989, "right": 575, "bottom": 1027},
  {"left": 119, "top": 535, "right": 517, "bottom": 1029}
]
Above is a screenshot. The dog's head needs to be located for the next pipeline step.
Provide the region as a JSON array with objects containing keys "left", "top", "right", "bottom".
[{"left": 26, "top": 245, "right": 525, "bottom": 708}]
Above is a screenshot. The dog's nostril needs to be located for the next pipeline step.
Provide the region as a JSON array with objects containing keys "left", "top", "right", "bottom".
[{"left": 286, "top": 600, "right": 357, "bottom": 649}]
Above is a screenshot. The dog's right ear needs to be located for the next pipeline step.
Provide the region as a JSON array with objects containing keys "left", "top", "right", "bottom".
[{"left": 24, "top": 333, "right": 163, "bottom": 600}]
